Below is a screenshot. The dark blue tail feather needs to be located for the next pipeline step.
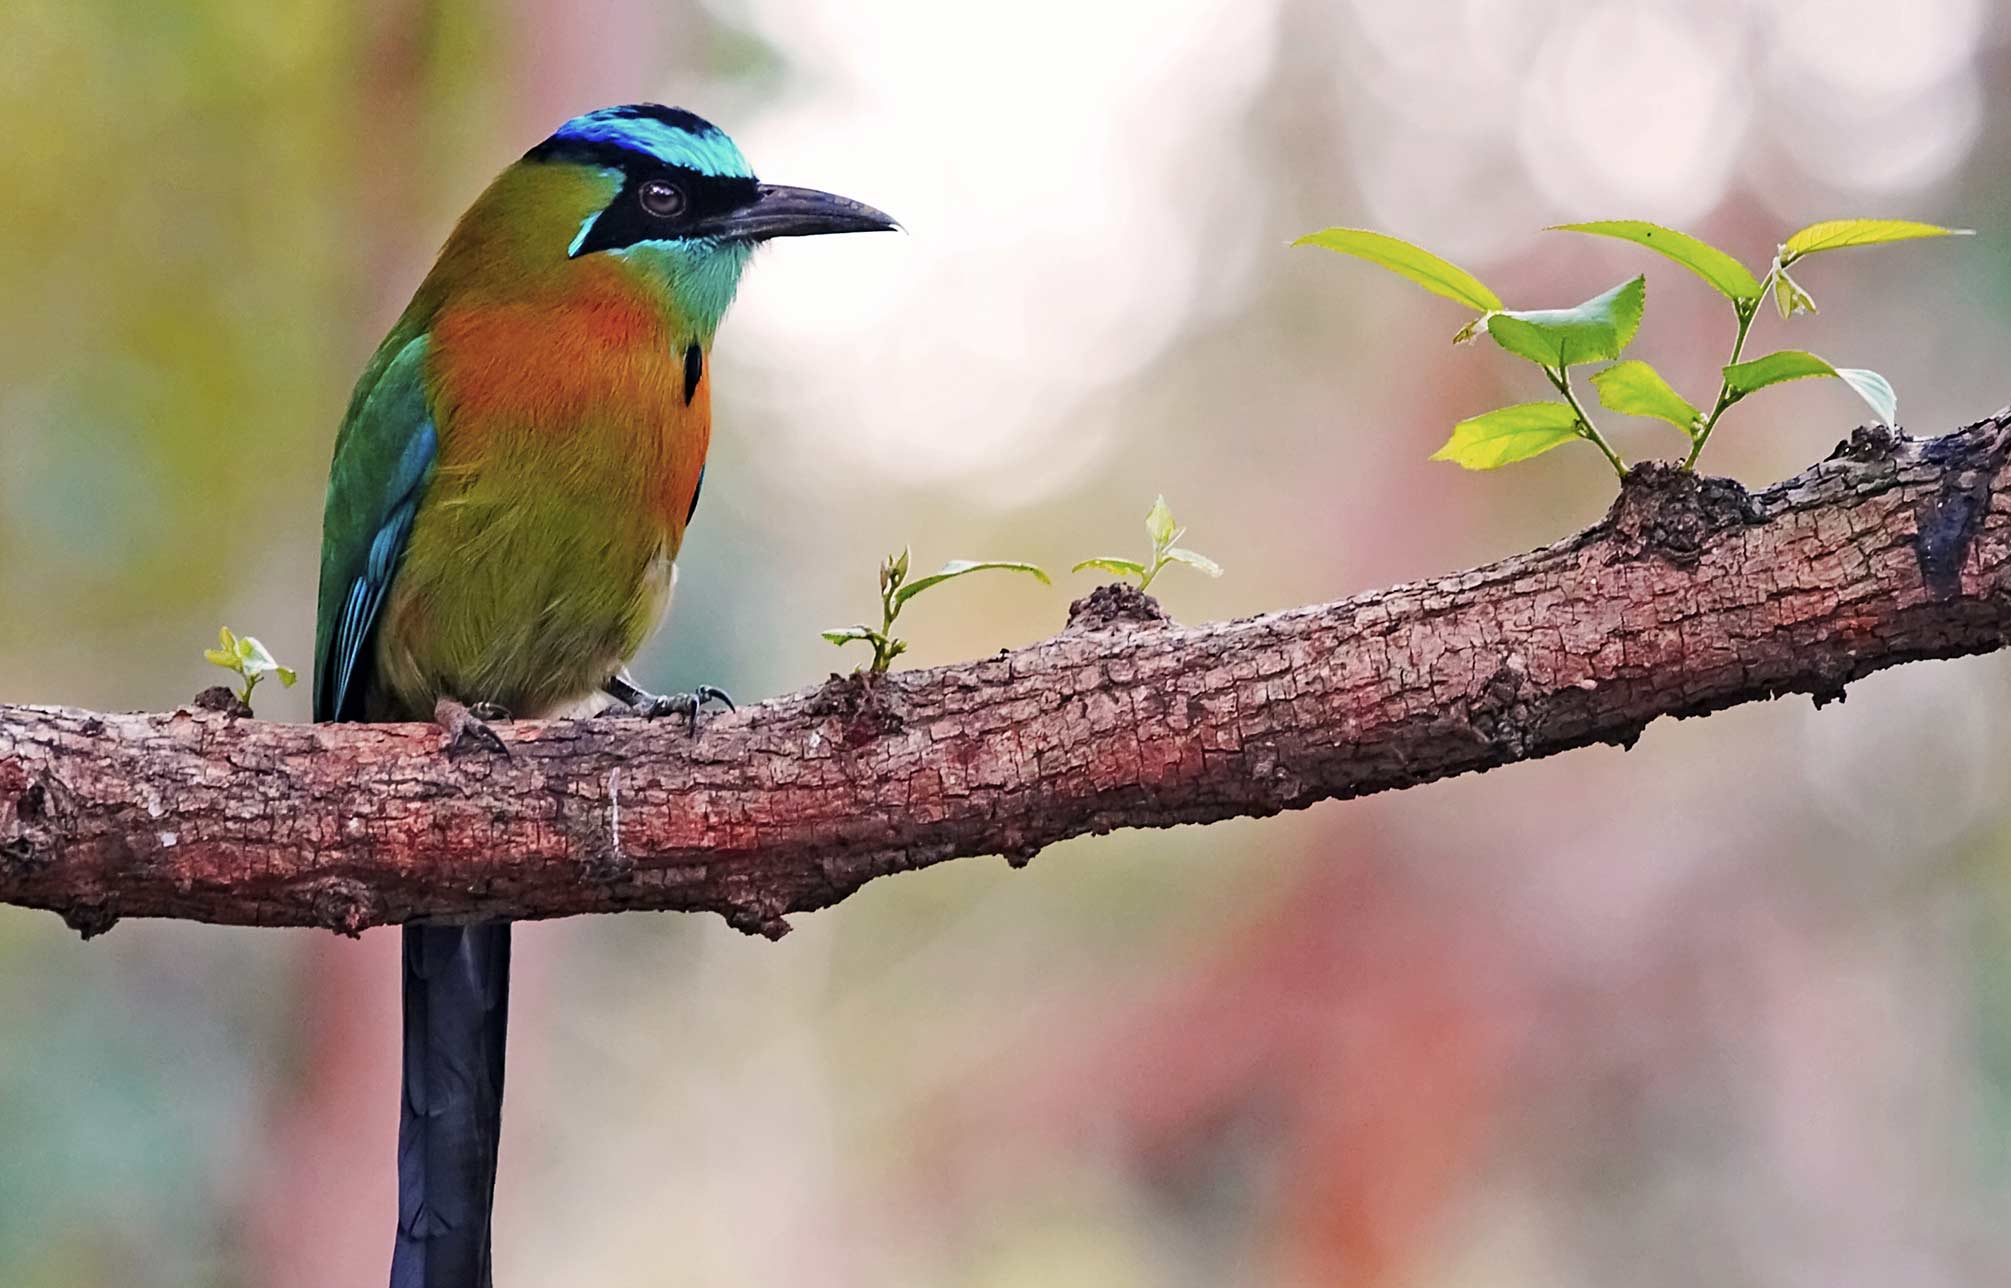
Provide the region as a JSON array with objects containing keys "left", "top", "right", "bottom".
[{"left": 390, "top": 923, "right": 511, "bottom": 1288}]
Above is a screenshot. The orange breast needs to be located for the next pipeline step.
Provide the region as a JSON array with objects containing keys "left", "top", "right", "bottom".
[{"left": 426, "top": 261, "right": 709, "bottom": 547}]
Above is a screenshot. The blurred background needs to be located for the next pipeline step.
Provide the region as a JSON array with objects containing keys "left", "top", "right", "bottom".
[{"left": 5, "top": 0, "right": 2011, "bottom": 1283}]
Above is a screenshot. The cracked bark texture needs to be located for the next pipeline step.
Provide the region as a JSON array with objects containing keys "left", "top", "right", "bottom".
[{"left": 5, "top": 416, "right": 2011, "bottom": 940}]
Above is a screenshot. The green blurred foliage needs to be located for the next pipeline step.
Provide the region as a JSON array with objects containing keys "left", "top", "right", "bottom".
[{"left": 0, "top": 2, "right": 349, "bottom": 708}]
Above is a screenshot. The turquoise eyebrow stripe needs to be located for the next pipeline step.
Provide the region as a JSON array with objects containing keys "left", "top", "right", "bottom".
[{"left": 555, "top": 113, "right": 753, "bottom": 179}]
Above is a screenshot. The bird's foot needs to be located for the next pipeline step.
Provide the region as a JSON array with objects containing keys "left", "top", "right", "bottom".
[
  {"left": 633, "top": 685, "right": 735, "bottom": 735},
  {"left": 434, "top": 696, "right": 510, "bottom": 756},
  {"left": 601, "top": 676, "right": 734, "bottom": 735}
]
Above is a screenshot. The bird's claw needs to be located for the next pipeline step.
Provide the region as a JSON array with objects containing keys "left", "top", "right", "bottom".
[
  {"left": 434, "top": 697, "right": 510, "bottom": 756},
  {"left": 600, "top": 674, "right": 733, "bottom": 734},
  {"left": 631, "top": 684, "right": 735, "bottom": 735}
]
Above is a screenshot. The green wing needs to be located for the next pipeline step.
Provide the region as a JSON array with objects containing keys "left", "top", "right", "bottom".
[{"left": 314, "top": 332, "right": 437, "bottom": 722}]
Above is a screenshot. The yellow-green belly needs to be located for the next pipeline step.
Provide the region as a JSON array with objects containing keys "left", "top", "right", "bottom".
[
  {"left": 367, "top": 469, "right": 678, "bottom": 721},
  {"left": 363, "top": 265, "right": 711, "bottom": 720}
]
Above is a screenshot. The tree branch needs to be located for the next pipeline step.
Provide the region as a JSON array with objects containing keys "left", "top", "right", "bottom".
[{"left": 5, "top": 417, "right": 2010, "bottom": 940}]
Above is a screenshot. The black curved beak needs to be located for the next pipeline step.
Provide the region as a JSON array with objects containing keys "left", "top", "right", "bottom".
[{"left": 695, "top": 183, "right": 899, "bottom": 242}]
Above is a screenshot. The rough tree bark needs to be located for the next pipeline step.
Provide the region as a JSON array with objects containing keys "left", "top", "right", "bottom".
[{"left": 4, "top": 416, "right": 2009, "bottom": 940}]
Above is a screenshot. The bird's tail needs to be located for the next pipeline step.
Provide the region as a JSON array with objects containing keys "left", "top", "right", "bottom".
[{"left": 390, "top": 922, "right": 511, "bottom": 1288}]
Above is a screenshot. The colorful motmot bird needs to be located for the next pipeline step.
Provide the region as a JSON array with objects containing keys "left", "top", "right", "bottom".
[{"left": 313, "top": 104, "right": 894, "bottom": 1287}]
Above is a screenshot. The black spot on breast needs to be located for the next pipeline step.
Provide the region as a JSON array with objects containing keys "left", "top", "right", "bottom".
[
  {"left": 686, "top": 465, "right": 705, "bottom": 525},
  {"left": 683, "top": 343, "right": 702, "bottom": 405}
]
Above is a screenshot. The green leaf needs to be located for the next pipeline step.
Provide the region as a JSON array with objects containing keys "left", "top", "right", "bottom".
[
  {"left": 1832, "top": 368, "right": 1898, "bottom": 425},
  {"left": 274, "top": 666, "right": 298, "bottom": 688},
  {"left": 234, "top": 635, "right": 287, "bottom": 678},
  {"left": 203, "top": 648, "right": 236, "bottom": 670},
  {"left": 1292, "top": 228, "right": 1503, "bottom": 312},
  {"left": 1722, "top": 351, "right": 1897, "bottom": 424},
  {"left": 1590, "top": 361, "right": 1701, "bottom": 435},
  {"left": 1772, "top": 267, "right": 1818, "bottom": 319},
  {"left": 1431, "top": 402, "right": 1583, "bottom": 470},
  {"left": 1144, "top": 495, "right": 1178, "bottom": 550},
  {"left": 1724, "top": 350, "right": 1833, "bottom": 393},
  {"left": 1163, "top": 547, "right": 1224, "bottom": 578},
  {"left": 1487, "top": 276, "right": 1646, "bottom": 369},
  {"left": 1072, "top": 557, "right": 1149, "bottom": 580},
  {"left": 822, "top": 627, "right": 878, "bottom": 646},
  {"left": 1781, "top": 218, "right": 1971, "bottom": 263},
  {"left": 1551, "top": 221, "right": 1763, "bottom": 303},
  {"left": 892, "top": 560, "right": 1052, "bottom": 609}
]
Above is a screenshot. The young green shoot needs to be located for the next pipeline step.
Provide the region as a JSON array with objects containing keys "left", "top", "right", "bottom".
[
  {"left": 1554, "top": 217, "right": 1966, "bottom": 470},
  {"left": 204, "top": 626, "right": 297, "bottom": 711},
  {"left": 1299, "top": 216, "right": 1968, "bottom": 480},
  {"left": 1073, "top": 495, "right": 1223, "bottom": 592},
  {"left": 823, "top": 548, "right": 1051, "bottom": 675}
]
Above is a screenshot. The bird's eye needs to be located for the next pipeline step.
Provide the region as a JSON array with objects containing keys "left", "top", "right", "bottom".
[{"left": 638, "top": 179, "right": 687, "bottom": 219}]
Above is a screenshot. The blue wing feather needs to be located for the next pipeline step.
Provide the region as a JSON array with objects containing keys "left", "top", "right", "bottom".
[{"left": 314, "top": 334, "right": 437, "bottom": 722}]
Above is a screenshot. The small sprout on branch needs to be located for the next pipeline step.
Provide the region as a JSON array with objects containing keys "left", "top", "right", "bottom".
[
  {"left": 823, "top": 547, "right": 1050, "bottom": 675},
  {"left": 1299, "top": 214, "right": 1970, "bottom": 480},
  {"left": 1073, "top": 495, "right": 1223, "bottom": 593},
  {"left": 1561, "top": 216, "right": 1961, "bottom": 467},
  {"left": 204, "top": 626, "right": 297, "bottom": 711}
]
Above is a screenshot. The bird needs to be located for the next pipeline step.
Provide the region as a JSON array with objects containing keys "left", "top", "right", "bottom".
[{"left": 312, "top": 103, "right": 895, "bottom": 1288}]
